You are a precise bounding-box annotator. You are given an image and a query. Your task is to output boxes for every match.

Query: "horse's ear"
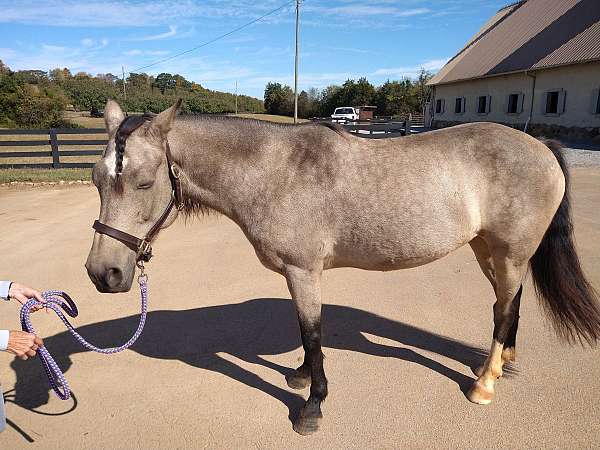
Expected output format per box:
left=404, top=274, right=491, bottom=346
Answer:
left=149, top=98, right=182, bottom=139
left=104, top=99, right=125, bottom=135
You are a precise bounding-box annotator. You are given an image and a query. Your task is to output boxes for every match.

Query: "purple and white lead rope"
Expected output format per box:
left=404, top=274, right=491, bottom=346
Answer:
left=19, top=280, right=148, bottom=400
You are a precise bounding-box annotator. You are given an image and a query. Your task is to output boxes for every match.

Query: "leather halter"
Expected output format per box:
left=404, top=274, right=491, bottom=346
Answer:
left=92, top=121, right=184, bottom=263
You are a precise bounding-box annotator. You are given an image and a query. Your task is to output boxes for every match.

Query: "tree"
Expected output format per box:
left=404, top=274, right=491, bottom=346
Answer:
left=49, top=67, right=72, bottom=82
left=97, top=73, right=118, bottom=84
left=374, top=79, right=417, bottom=116
left=0, top=60, right=9, bottom=75
left=17, top=70, right=47, bottom=84
left=264, top=82, right=293, bottom=116
left=127, top=72, right=152, bottom=89
left=153, top=73, right=175, bottom=94
left=173, top=74, right=192, bottom=90
left=413, top=68, right=433, bottom=112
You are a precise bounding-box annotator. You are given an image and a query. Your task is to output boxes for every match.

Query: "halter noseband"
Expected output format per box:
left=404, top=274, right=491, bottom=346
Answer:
left=92, top=115, right=184, bottom=263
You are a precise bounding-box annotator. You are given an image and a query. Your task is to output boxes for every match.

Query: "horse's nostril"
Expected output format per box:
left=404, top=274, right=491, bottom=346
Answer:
left=105, top=267, right=123, bottom=288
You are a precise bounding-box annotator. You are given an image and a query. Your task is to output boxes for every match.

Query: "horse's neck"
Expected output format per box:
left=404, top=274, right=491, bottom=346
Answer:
left=169, top=118, right=275, bottom=219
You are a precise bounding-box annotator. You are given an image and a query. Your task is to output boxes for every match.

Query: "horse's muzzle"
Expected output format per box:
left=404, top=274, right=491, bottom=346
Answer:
left=85, top=261, right=133, bottom=293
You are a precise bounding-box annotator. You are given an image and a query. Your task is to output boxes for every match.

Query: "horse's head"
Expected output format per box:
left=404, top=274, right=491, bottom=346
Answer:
left=85, top=99, right=181, bottom=293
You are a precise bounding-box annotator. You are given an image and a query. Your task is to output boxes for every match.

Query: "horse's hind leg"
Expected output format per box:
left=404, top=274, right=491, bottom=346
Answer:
left=284, top=265, right=327, bottom=435
left=469, top=237, right=522, bottom=377
left=467, top=251, right=527, bottom=405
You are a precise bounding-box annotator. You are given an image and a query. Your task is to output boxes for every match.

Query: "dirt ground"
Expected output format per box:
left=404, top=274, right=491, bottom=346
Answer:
left=0, top=168, right=598, bottom=449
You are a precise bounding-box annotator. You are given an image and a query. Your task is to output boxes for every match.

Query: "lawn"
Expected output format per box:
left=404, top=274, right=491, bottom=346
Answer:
left=0, top=112, right=305, bottom=183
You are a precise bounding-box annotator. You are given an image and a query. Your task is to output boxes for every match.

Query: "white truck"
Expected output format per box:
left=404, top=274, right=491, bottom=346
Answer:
left=331, top=107, right=359, bottom=122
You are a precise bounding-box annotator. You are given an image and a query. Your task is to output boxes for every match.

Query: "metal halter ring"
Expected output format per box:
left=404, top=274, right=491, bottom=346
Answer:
left=136, top=260, right=148, bottom=283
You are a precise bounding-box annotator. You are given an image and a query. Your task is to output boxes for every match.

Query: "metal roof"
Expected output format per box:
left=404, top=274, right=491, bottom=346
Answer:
left=428, top=0, right=600, bottom=85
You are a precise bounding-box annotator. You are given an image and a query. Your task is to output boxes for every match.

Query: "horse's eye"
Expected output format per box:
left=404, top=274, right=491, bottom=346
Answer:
left=137, top=182, right=154, bottom=190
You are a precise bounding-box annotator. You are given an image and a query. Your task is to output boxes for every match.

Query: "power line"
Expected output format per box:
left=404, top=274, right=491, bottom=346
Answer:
left=126, top=0, right=296, bottom=75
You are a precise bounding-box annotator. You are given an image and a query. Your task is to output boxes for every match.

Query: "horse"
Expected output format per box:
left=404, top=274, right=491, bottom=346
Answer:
left=85, top=99, right=600, bottom=435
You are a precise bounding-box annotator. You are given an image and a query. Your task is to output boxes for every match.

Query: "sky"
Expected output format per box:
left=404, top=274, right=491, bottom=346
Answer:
left=0, top=0, right=508, bottom=98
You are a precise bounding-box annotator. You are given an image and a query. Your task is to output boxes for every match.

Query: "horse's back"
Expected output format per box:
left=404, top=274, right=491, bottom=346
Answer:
left=326, top=122, right=565, bottom=270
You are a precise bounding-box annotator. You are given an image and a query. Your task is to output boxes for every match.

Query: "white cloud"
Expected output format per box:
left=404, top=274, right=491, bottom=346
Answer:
left=322, top=6, right=430, bottom=17
left=134, top=25, right=177, bottom=41
left=124, top=49, right=170, bottom=56
left=0, top=0, right=292, bottom=27
left=373, top=58, right=450, bottom=77
left=80, top=37, right=109, bottom=49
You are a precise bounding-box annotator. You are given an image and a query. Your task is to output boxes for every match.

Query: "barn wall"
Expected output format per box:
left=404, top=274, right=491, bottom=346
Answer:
left=431, top=61, right=600, bottom=138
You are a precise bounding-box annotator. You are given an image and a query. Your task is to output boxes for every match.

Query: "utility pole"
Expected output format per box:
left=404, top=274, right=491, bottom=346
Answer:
left=235, top=80, right=238, bottom=115
left=294, top=0, right=301, bottom=124
left=122, top=66, right=127, bottom=101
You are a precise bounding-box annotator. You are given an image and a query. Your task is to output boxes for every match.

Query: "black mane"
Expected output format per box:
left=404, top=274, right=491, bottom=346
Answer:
left=114, top=114, right=153, bottom=176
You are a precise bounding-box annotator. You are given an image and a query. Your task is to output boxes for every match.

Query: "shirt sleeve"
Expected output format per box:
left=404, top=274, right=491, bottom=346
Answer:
left=0, top=281, right=11, bottom=301
left=0, top=330, right=9, bottom=351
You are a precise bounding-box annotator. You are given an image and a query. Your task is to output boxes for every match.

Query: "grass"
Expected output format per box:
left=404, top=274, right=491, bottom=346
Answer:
left=0, top=112, right=306, bottom=183
left=0, top=168, right=91, bottom=184
left=63, top=111, right=105, bottom=128
left=232, top=113, right=309, bottom=123
left=65, top=110, right=306, bottom=126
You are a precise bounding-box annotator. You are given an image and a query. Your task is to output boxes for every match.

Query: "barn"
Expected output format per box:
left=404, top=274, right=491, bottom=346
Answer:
left=427, top=0, right=600, bottom=141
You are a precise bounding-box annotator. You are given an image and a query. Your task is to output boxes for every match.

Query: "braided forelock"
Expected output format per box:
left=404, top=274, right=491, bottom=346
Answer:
left=113, top=114, right=154, bottom=177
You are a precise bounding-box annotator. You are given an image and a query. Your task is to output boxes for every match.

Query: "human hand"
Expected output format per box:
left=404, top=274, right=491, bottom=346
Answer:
left=6, top=331, right=44, bottom=360
left=8, top=282, right=46, bottom=312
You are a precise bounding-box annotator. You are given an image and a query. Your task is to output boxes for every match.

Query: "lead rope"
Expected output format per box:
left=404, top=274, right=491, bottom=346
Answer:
left=19, top=265, right=149, bottom=401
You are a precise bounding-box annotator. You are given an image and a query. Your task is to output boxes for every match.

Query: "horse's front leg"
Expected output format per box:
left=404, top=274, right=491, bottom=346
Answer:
left=284, top=265, right=327, bottom=435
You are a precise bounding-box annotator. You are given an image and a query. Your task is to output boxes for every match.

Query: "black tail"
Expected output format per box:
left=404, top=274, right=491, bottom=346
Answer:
left=530, top=140, right=600, bottom=345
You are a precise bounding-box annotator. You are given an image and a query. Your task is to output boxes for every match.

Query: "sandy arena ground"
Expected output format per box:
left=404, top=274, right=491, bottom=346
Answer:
left=0, top=168, right=598, bottom=449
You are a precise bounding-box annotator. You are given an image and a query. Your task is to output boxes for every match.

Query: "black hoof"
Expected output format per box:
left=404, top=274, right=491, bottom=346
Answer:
left=293, top=412, right=322, bottom=435
left=286, top=371, right=311, bottom=390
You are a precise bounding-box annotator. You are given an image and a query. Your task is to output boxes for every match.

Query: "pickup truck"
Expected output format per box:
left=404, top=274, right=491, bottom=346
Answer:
left=331, top=107, right=359, bottom=121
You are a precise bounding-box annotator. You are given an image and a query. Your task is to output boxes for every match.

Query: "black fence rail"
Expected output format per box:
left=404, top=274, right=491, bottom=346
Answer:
left=0, top=128, right=107, bottom=169
left=312, top=118, right=411, bottom=138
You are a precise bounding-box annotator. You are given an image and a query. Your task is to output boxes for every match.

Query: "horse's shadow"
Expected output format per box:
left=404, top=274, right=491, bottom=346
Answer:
left=9, top=298, right=490, bottom=420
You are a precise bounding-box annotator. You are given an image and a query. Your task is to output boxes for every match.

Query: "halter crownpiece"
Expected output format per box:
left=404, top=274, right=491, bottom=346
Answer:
left=92, top=115, right=184, bottom=263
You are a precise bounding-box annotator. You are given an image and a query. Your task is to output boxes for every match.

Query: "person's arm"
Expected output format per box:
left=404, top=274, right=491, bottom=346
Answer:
left=0, top=280, right=12, bottom=301
left=0, top=329, right=8, bottom=351
left=1, top=281, right=14, bottom=350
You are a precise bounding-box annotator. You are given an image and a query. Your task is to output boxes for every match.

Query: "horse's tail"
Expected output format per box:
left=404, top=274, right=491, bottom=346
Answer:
left=529, top=139, right=600, bottom=345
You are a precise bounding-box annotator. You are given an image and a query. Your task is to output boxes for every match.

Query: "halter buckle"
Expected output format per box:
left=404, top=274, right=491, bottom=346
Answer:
left=137, top=240, right=153, bottom=262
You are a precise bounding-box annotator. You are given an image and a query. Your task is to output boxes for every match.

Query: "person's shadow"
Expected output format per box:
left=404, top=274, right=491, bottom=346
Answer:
left=8, top=298, right=503, bottom=430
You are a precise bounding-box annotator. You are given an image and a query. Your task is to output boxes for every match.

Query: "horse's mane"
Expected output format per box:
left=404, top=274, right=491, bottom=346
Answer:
left=114, top=114, right=153, bottom=176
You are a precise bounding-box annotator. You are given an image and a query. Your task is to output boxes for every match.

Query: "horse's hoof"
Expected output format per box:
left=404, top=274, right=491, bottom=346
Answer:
left=286, top=371, right=311, bottom=390
left=293, top=412, right=322, bottom=435
left=467, top=380, right=495, bottom=405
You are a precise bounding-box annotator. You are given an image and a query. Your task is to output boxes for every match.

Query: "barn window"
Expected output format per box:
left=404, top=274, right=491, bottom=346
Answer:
left=435, top=98, right=445, bottom=114
left=544, top=89, right=565, bottom=115
left=454, top=97, right=465, bottom=114
left=477, top=95, right=491, bottom=114
left=595, top=89, right=600, bottom=114
left=507, top=93, right=524, bottom=114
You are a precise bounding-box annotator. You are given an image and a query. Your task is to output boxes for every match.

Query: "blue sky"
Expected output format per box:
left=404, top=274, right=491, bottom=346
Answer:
left=0, top=0, right=507, bottom=98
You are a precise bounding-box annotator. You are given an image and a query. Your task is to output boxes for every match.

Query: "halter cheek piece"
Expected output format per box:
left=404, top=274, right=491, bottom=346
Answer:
left=92, top=115, right=184, bottom=263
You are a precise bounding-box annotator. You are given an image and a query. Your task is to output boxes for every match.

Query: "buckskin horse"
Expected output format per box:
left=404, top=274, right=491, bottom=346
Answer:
left=85, top=99, right=600, bottom=435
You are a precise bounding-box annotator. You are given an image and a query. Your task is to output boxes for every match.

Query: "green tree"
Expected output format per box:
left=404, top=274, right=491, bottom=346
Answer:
left=0, top=60, right=9, bottom=75
left=264, top=82, right=293, bottom=116
left=413, top=68, right=433, bottom=113
left=374, top=79, right=416, bottom=116
left=154, top=73, right=175, bottom=94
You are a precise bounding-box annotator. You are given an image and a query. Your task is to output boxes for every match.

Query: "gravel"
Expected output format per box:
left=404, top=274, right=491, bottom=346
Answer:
left=562, top=147, right=600, bottom=168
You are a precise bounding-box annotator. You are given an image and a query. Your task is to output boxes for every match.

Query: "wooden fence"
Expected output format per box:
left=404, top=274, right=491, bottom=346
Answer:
left=0, top=128, right=107, bottom=169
